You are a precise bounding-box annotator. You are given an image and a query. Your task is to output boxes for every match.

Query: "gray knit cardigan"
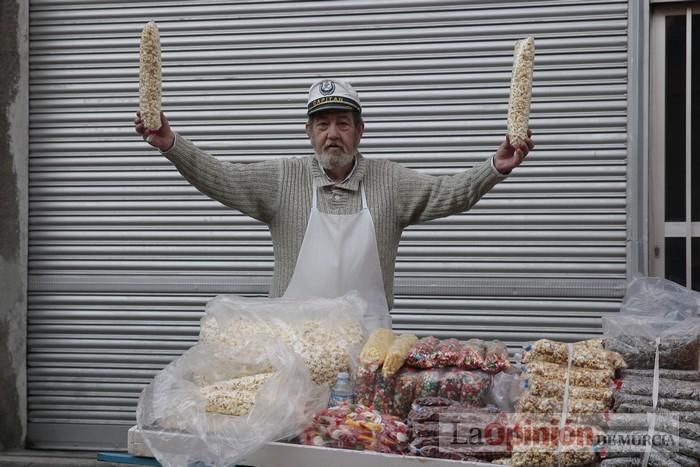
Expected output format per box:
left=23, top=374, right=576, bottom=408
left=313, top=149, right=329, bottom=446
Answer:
left=162, top=133, right=507, bottom=308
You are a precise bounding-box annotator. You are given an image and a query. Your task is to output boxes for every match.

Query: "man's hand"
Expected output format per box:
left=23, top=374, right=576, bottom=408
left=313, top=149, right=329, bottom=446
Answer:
left=493, top=129, right=534, bottom=175
left=134, top=111, right=175, bottom=152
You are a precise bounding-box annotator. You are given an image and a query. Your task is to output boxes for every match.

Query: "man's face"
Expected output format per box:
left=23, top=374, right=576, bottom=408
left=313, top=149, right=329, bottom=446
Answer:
left=306, top=110, right=364, bottom=170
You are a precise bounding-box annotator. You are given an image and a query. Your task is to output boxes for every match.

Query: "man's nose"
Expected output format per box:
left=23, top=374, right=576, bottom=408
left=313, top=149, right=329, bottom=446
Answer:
left=326, top=122, right=340, bottom=138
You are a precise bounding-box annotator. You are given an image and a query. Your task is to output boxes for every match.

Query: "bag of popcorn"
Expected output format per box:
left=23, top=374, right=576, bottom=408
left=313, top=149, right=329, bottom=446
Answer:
left=137, top=339, right=326, bottom=467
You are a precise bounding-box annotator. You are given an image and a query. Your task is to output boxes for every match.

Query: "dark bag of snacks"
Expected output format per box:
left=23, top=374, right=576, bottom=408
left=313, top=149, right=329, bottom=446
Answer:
left=603, top=316, right=700, bottom=370
left=603, top=275, right=700, bottom=370
left=617, top=375, right=700, bottom=401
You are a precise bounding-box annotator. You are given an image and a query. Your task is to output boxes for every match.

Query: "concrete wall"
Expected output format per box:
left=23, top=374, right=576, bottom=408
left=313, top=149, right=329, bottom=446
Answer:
left=0, top=0, right=28, bottom=451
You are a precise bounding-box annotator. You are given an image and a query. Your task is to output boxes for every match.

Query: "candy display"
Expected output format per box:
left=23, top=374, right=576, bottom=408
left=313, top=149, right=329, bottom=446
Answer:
left=355, top=364, right=492, bottom=418
left=300, top=402, right=409, bottom=454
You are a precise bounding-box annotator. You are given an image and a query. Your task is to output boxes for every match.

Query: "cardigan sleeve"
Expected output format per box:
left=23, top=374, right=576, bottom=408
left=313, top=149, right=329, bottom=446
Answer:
left=161, top=133, right=282, bottom=223
left=394, top=157, right=507, bottom=227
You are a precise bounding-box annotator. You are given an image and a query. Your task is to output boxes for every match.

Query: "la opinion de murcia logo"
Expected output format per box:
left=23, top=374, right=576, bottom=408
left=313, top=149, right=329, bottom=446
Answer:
left=319, top=80, right=335, bottom=95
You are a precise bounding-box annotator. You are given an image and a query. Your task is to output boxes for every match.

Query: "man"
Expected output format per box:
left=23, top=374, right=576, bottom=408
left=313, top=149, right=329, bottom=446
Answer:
left=134, top=78, right=533, bottom=329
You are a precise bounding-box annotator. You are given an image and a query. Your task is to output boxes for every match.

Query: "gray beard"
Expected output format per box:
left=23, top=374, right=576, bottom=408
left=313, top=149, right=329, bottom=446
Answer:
left=316, top=149, right=355, bottom=171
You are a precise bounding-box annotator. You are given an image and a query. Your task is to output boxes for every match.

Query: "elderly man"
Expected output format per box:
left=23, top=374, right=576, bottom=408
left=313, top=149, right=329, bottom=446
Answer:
left=134, top=78, right=533, bottom=329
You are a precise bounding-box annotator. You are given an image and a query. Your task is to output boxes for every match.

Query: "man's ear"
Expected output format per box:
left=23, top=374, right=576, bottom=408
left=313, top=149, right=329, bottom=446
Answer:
left=356, top=119, right=365, bottom=143
left=305, top=121, right=312, bottom=138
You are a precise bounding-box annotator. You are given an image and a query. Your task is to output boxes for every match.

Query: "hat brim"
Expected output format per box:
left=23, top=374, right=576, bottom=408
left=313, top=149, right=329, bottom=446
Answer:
left=307, top=103, right=360, bottom=115
left=307, top=95, right=361, bottom=115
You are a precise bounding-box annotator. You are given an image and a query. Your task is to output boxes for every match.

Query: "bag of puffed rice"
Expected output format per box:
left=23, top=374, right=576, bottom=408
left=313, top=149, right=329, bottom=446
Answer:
left=199, top=292, right=368, bottom=386
left=137, top=340, right=326, bottom=467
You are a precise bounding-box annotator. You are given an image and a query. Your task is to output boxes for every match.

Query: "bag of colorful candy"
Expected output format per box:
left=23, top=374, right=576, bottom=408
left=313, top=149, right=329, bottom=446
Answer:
left=300, top=402, right=409, bottom=454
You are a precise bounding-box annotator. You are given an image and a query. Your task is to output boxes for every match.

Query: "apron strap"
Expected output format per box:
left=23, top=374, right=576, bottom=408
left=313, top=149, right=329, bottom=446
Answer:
left=360, top=181, right=368, bottom=209
left=312, top=181, right=318, bottom=209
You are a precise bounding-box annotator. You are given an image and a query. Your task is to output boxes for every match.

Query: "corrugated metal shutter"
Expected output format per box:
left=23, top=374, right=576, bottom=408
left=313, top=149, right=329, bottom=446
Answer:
left=27, top=0, right=629, bottom=449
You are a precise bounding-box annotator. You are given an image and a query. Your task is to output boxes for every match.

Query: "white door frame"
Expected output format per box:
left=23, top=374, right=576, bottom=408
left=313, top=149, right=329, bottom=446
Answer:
left=649, top=3, right=699, bottom=288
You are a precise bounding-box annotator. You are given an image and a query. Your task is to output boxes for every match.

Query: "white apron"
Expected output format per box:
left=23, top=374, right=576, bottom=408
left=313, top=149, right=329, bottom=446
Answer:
left=283, top=181, right=392, bottom=331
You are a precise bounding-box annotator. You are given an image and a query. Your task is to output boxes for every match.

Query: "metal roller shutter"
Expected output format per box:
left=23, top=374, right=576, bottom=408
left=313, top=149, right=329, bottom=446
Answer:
left=27, top=0, right=629, bottom=449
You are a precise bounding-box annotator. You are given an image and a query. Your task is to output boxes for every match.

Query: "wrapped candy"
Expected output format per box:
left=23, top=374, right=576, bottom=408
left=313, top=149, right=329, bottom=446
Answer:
left=406, top=336, right=441, bottom=369
left=460, top=338, right=486, bottom=370
left=354, top=363, right=378, bottom=407
left=372, top=371, right=397, bottom=413
left=301, top=402, right=409, bottom=454
left=435, top=338, right=465, bottom=367
left=482, top=340, right=511, bottom=374
left=414, top=369, right=442, bottom=399
left=392, top=366, right=421, bottom=419
left=458, top=370, right=492, bottom=406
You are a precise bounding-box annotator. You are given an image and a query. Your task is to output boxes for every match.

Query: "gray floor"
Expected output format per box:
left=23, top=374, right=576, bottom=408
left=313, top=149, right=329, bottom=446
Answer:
left=0, top=450, right=140, bottom=467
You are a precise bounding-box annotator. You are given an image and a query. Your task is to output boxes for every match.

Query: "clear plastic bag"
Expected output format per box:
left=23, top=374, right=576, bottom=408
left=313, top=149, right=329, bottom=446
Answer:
left=603, top=315, right=700, bottom=370
left=486, top=367, right=526, bottom=411
left=136, top=341, right=327, bottom=467
left=603, top=275, right=700, bottom=370
left=199, top=293, right=367, bottom=386
left=620, top=274, right=700, bottom=320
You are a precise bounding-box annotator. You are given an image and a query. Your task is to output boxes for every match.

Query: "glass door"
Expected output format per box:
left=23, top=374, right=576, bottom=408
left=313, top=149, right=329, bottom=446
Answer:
left=650, top=4, right=700, bottom=291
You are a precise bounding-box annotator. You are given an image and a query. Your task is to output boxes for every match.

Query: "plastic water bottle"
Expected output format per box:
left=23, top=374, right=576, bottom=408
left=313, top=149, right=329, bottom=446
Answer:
left=329, top=371, right=354, bottom=407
